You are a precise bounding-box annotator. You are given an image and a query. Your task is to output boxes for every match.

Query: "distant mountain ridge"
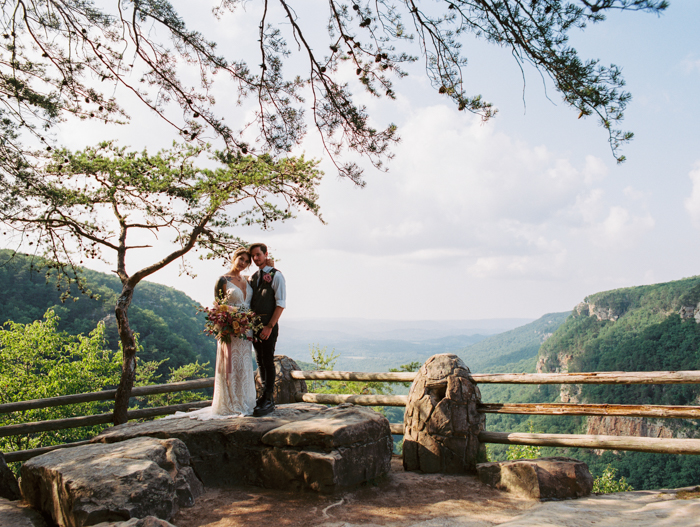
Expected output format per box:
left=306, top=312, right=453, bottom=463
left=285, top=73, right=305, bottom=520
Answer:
left=276, top=317, right=533, bottom=372
left=455, top=312, right=570, bottom=372
left=281, top=317, right=532, bottom=341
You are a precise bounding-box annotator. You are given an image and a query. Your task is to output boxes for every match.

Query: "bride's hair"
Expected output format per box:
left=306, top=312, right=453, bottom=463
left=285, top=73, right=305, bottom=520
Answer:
left=230, top=247, right=251, bottom=269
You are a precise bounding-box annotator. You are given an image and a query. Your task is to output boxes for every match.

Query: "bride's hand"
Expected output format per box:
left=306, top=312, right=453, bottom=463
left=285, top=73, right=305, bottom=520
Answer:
left=265, top=256, right=275, bottom=267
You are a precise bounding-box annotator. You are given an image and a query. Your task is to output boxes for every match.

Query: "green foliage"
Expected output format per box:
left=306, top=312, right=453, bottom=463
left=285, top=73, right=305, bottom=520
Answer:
left=0, top=310, right=122, bottom=455
left=459, top=312, right=570, bottom=372
left=562, top=448, right=700, bottom=491
left=137, top=360, right=212, bottom=407
left=309, top=344, right=392, bottom=397
left=521, top=275, right=700, bottom=490
left=0, top=250, right=216, bottom=378
left=7, top=143, right=322, bottom=276
left=538, top=276, right=700, bottom=430
left=390, top=361, right=422, bottom=388
left=0, top=308, right=211, bottom=471
left=592, top=464, right=634, bottom=494
left=505, top=423, right=542, bottom=460
left=506, top=444, right=542, bottom=461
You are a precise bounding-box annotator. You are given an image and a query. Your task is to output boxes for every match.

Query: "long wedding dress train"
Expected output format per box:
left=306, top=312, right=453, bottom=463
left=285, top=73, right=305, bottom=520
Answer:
left=166, top=277, right=256, bottom=420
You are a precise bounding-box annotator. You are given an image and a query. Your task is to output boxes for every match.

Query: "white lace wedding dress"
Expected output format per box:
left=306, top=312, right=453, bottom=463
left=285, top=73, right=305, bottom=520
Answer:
left=167, top=277, right=256, bottom=420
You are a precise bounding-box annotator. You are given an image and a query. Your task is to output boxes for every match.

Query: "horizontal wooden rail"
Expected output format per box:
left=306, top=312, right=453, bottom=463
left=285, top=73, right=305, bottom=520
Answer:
left=0, top=378, right=214, bottom=415
left=291, top=371, right=415, bottom=382
left=6, top=370, right=700, bottom=416
left=389, top=423, right=404, bottom=435
left=0, top=401, right=211, bottom=438
left=470, top=371, right=700, bottom=384
left=478, top=403, right=700, bottom=419
left=478, top=431, right=700, bottom=455
left=295, top=393, right=409, bottom=406
left=291, top=370, right=700, bottom=385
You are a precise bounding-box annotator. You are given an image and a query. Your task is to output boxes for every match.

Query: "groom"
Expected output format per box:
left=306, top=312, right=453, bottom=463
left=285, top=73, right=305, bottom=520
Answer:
left=249, top=243, right=286, bottom=417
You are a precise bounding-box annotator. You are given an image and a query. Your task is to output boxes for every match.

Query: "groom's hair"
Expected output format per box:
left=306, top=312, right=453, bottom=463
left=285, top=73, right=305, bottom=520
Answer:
left=248, top=242, right=268, bottom=255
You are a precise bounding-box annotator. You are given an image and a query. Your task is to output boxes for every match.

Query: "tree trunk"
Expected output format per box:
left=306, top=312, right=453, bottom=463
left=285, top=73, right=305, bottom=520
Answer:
left=113, top=284, right=136, bottom=425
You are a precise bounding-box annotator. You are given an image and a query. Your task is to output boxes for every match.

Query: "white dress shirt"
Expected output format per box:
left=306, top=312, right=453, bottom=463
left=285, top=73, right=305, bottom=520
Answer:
left=259, top=265, right=286, bottom=309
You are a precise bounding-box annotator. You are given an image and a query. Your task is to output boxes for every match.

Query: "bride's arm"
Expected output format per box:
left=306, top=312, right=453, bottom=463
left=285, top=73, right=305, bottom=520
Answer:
left=214, top=276, right=227, bottom=304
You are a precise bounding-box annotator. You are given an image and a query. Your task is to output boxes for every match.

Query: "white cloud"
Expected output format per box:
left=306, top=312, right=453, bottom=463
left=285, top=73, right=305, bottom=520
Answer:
left=254, top=102, right=664, bottom=288
left=593, top=206, right=655, bottom=249
left=684, top=162, right=700, bottom=228
left=681, top=55, right=700, bottom=74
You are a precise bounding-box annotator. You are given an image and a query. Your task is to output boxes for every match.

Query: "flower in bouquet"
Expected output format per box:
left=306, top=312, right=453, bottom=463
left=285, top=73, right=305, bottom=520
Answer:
left=200, top=303, right=263, bottom=343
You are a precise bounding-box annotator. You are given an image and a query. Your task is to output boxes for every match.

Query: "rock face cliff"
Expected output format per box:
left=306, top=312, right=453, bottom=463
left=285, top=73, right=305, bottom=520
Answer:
left=535, top=276, right=700, bottom=442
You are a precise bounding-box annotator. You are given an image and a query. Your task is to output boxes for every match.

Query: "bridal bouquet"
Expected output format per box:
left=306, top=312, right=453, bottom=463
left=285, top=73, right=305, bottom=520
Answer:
left=201, top=304, right=262, bottom=343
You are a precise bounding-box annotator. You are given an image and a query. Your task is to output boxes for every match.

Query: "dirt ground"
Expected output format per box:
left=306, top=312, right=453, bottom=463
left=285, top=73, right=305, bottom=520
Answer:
left=172, top=457, right=537, bottom=527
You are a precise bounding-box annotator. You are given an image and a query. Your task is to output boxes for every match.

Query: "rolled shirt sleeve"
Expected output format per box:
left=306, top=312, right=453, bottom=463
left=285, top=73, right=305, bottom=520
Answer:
left=271, top=269, right=286, bottom=308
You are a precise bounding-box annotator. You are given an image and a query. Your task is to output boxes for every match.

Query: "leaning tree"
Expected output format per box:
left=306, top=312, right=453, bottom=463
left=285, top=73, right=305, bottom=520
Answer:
left=3, top=141, right=323, bottom=423
left=1, top=0, right=668, bottom=192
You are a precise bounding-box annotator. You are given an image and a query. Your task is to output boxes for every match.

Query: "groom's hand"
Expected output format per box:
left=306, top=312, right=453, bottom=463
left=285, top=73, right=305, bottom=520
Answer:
left=260, top=325, right=273, bottom=340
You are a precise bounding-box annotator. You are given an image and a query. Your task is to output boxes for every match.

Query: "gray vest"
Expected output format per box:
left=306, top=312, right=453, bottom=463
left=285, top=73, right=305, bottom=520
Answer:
left=250, top=268, right=278, bottom=325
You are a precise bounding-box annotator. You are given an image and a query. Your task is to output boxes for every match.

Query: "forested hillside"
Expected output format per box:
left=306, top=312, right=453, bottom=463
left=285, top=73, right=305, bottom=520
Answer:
left=489, top=276, right=700, bottom=490
left=457, top=312, right=569, bottom=372
left=0, top=251, right=215, bottom=376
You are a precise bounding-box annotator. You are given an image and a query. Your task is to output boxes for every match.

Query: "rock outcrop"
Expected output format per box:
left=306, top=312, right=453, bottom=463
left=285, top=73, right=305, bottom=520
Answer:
left=20, top=437, right=203, bottom=527
left=538, top=343, right=680, bottom=442
left=679, top=303, right=700, bottom=323
left=586, top=415, right=674, bottom=451
left=477, top=457, right=593, bottom=500
left=575, top=301, right=625, bottom=321
left=0, top=452, right=21, bottom=501
left=255, top=355, right=308, bottom=404
left=0, top=498, right=48, bottom=527
left=403, top=354, right=485, bottom=474
left=94, top=403, right=392, bottom=493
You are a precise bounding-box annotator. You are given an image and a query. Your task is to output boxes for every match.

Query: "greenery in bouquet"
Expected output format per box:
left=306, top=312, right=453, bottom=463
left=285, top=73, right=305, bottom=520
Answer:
left=202, top=303, right=262, bottom=344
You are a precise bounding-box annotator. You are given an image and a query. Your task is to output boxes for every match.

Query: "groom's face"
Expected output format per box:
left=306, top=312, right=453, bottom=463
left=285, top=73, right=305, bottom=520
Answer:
left=251, top=247, right=267, bottom=268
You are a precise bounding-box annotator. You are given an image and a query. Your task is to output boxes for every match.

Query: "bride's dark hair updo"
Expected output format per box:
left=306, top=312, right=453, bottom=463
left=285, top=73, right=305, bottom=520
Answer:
left=230, top=247, right=251, bottom=269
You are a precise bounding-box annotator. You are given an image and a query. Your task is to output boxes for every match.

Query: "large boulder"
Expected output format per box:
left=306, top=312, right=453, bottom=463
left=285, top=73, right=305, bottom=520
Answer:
left=94, top=403, right=392, bottom=493
left=254, top=355, right=308, bottom=404
left=476, top=457, right=594, bottom=500
left=20, top=437, right=203, bottom=527
left=0, top=451, right=21, bottom=501
left=0, top=498, right=48, bottom=527
left=403, top=354, right=485, bottom=473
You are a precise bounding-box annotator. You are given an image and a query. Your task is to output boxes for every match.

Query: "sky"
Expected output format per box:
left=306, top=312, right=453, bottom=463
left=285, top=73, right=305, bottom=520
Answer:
left=13, top=1, right=700, bottom=322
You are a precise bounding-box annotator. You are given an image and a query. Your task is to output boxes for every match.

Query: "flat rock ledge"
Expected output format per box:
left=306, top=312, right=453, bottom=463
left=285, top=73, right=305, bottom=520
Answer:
left=94, top=403, right=392, bottom=493
left=476, top=457, right=593, bottom=501
left=20, top=437, right=203, bottom=527
left=0, top=497, right=48, bottom=527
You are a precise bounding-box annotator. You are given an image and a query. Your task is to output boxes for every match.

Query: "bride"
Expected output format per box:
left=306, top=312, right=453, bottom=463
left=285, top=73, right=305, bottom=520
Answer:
left=168, top=247, right=256, bottom=420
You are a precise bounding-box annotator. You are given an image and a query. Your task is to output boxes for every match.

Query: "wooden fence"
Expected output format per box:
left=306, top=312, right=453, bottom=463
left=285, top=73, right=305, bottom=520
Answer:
left=4, top=369, right=700, bottom=463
